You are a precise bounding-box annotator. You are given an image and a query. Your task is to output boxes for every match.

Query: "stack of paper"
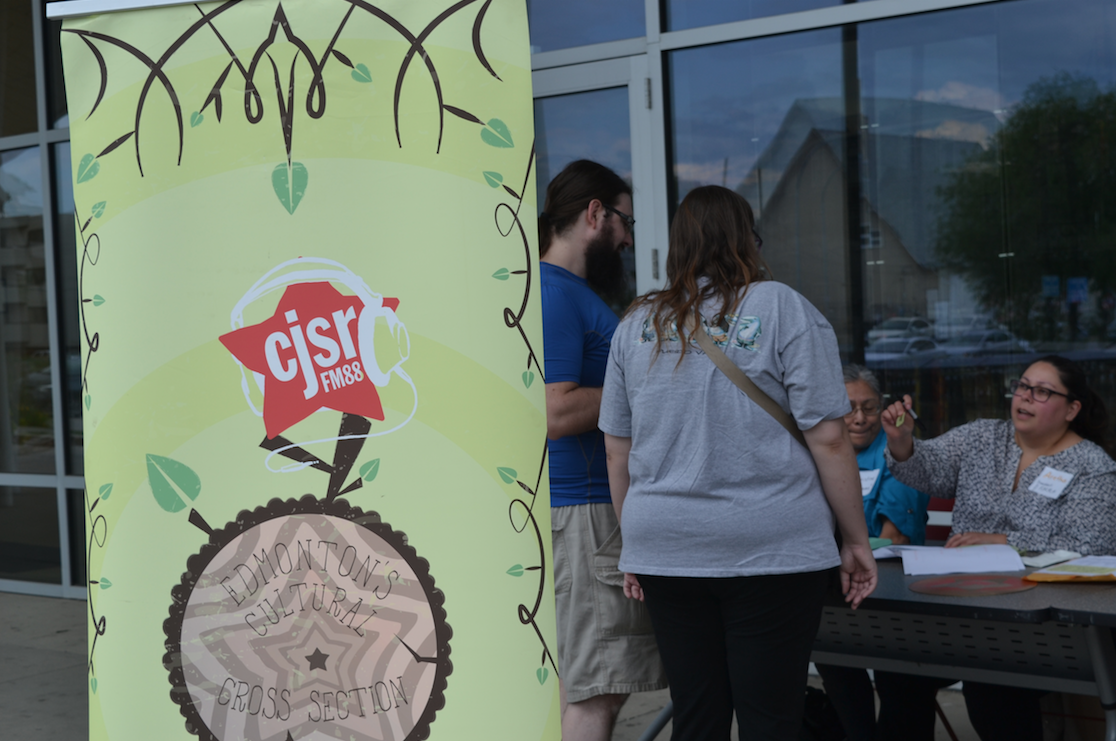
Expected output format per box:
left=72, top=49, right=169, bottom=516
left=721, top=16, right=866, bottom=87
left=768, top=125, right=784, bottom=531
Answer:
left=898, top=545, right=1026, bottom=576
left=1028, top=555, right=1116, bottom=579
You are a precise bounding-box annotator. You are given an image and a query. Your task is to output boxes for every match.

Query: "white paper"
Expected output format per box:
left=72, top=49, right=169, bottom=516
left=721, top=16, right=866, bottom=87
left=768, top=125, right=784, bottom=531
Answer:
left=860, top=469, right=881, bottom=498
left=1033, top=555, right=1116, bottom=577
left=1021, top=550, right=1081, bottom=568
left=900, top=545, right=1025, bottom=575
left=873, top=544, right=936, bottom=560
left=1028, top=466, right=1075, bottom=499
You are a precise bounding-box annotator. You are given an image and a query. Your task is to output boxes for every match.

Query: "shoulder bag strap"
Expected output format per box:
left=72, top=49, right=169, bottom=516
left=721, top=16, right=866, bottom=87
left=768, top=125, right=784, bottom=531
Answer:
left=689, top=315, right=808, bottom=448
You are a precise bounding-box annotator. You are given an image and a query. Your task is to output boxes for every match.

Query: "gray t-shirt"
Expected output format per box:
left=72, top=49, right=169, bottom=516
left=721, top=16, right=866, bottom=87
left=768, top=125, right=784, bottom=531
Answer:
left=599, top=281, right=850, bottom=577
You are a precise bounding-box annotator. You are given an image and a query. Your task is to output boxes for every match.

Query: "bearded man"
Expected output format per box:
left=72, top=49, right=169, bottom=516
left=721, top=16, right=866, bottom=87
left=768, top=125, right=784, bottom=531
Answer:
left=538, top=160, right=665, bottom=741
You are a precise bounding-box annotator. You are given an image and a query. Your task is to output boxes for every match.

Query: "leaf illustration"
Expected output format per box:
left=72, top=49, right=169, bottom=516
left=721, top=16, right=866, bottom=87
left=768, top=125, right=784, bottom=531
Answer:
left=190, top=111, right=204, bottom=128
left=503, top=184, right=521, bottom=201
left=444, top=105, right=483, bottom=124
left=497, top=466, right=517, bottom=484
left=84, top=394, right=91, bottom=410
left=522, top=371, right=534, bottom=388
left=537, top=667, right=549, bottom=685
left=483, top=171, right=503, bottom=188
left=99, top=577, right=112, bottom=590
left=96, top=132, right=134, bottom=159
left=98, top=483, right=113, bottom=501
left=492, top=268, right=510, bottom=280
left=76, top=154, right=100, bottom=184
left=507, top=564, right=524, bottom=577
left=146, top=454, right=202, bottom=514
left=351, top=63, right=372, bottom=83
left=332, top=48, right=354, bottom=68
left=272, top=162, right=308, bottom=215
left=92, top=295, right=105, bottom=307
left=480, top=119, right=513, bottom=148
left=92, top=201, right=106, bottom=218
left=90, top=677, right=98, bottom=694
left=359, top=459, right=381, bottom=482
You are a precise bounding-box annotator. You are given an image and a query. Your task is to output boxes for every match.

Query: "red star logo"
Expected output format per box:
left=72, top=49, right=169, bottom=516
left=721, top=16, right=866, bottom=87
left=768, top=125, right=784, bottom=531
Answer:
left=219, top=282, right=399, bottom=439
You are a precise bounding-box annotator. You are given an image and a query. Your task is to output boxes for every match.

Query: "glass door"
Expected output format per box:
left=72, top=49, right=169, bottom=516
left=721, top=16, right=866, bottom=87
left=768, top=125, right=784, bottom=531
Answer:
left=532, top=56, right=665, bottom=301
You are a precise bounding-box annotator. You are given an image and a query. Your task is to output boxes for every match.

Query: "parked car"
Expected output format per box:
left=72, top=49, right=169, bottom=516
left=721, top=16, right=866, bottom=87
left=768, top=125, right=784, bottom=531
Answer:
left=865, top=337, right=941, bottom=363
left=933, top=314, right=997, bottom=340
left=940, top=330, right=1033, bottom=356
left=865, top=317, right=934, bottom=343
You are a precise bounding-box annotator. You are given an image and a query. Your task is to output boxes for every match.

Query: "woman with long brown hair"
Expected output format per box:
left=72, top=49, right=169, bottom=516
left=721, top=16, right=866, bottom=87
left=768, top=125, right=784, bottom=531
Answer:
left=598, top=185, right=876, bottom=740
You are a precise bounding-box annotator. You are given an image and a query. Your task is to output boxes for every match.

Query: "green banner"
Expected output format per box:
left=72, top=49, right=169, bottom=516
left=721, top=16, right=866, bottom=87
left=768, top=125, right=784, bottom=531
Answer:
left=60, top=2, right=555, bottom=740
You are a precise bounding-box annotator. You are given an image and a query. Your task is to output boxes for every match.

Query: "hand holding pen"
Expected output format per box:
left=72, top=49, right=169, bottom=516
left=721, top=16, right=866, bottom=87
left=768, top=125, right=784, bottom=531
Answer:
left=881, top=393, right=919, bottom=462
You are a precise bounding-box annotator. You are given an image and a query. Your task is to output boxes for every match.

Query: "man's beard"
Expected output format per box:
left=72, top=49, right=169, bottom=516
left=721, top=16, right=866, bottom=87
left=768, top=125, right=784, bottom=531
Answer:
left=584, top=232, right=628, bottom=301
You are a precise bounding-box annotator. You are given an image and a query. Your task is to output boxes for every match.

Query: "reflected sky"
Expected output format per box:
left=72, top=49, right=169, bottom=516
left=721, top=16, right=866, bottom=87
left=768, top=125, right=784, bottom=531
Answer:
left=526, top=0, right=644, bottom=53
left=669, top=0, right=1116, bottom=205
left=669, top=28, right=843, bottom=200
left=665, top=0, right=836, bottom=32
left=534, top=88, right=632, bottom=209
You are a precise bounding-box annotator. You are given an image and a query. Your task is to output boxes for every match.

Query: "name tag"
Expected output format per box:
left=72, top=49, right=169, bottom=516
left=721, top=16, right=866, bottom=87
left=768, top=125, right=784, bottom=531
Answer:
left=1029, top=466, right=1075, bottom=499
left=860, top=469, right=881, bottom=498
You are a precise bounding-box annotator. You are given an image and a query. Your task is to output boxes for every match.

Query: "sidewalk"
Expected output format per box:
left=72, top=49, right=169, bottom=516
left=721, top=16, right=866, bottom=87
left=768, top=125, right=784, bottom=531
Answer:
left=0, top=591, right=984, bottom=741
left=0, top=592, right=88, bottom=741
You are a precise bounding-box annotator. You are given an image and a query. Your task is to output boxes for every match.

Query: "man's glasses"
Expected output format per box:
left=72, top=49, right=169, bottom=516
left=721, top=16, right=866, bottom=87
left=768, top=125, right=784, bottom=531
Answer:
left=1010, top=380, right=1073, bottom=403
left=844, top=401, right=882, bottom=418
left=603, top=204, right=635, bottom=235
left=753, top=229, right=764, bottom=250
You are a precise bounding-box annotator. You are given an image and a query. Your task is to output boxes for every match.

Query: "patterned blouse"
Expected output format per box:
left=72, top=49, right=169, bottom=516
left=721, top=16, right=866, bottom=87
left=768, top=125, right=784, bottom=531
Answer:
left=885, top=419, right=1116, bottom=555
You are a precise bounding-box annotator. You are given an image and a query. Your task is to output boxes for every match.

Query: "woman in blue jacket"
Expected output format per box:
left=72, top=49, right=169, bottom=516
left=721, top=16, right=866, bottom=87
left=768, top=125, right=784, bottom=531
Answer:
left=815, top=365, right=941, bottom=741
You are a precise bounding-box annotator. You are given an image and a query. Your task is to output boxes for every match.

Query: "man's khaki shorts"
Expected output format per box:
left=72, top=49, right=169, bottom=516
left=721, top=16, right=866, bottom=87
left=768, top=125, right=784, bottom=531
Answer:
left=552, top=503, right=667, bottom=703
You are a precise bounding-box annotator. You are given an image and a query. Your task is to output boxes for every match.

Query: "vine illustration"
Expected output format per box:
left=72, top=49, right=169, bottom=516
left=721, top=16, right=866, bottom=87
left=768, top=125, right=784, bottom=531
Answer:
left=66, top=0, right=511, bottom=212
left=84, top=483, right=111, bottom=695
left=491, top=141, right=558, bottom=683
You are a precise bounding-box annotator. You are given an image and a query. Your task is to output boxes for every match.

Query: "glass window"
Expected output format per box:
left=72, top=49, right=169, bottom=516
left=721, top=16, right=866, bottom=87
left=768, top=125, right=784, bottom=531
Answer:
left=67, top=488, right=85, bottom=587
left=666, top=0, right=1116, bottom=437
left=0, top=486, right=61, bottom=584
left=526, top=0, right=644, bottom=53
left=53, top=142, right=81, bottom=473
left=0, top=146, right=55, bottom=473
left=859, top=0, right=1116, bottom=433
left=45, top=19, right=68, bottom=129
left=665, top=0, right=836, bottom=33
left=0, top=0, right=38, bottom=136
left=668, top=29, right=850, bottom=344
left=534, top=87, right=636, bottom=312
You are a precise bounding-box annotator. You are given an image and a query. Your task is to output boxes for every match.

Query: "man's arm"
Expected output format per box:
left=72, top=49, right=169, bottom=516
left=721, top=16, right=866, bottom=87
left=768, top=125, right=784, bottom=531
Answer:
left=545, top=381, right=603, bottom=440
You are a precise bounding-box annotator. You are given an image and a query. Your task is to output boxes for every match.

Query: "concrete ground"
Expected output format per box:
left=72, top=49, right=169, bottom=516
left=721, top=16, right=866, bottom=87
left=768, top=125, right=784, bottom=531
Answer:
left=0, top=592, right=88, bottom=741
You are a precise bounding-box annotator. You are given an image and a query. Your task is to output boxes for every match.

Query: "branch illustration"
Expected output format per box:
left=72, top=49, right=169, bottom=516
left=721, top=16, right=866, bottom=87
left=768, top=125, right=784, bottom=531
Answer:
left=63, top=0, right=507, bottom=177
left=85, top=486, right=109, bottom=693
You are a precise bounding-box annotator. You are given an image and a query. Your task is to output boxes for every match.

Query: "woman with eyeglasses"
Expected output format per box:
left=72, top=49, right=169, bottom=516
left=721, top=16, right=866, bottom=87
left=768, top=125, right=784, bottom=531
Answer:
left=815, top=365, right=940, bottom=741
left=881, top=354, right=1116, bottom=741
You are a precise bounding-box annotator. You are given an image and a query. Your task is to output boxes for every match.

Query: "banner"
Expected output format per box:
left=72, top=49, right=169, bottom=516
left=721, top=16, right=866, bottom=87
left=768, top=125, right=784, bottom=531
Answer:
left=59, top=2, right=555, bottom=740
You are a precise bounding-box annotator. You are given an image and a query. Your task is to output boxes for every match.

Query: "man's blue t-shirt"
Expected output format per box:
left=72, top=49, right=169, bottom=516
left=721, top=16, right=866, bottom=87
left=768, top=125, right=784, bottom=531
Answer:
left=541, top=263, right=618, bottom=506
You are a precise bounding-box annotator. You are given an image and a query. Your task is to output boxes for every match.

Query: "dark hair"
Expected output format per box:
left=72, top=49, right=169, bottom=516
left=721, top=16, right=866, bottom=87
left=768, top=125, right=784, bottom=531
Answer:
left=1032, top=355, right=1111, bottom=452
left=629, top=185, right=768, bottom=357
left=538, top=160, right=632, bottom=257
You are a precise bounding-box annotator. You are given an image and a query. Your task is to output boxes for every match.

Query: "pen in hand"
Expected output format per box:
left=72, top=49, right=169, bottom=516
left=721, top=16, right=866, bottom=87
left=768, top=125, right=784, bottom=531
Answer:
left=895, top=404, right=927, bottom=433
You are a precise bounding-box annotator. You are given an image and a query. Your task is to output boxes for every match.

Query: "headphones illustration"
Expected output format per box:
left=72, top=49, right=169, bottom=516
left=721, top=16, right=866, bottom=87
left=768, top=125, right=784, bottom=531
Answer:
left=226, top=256, right=417, bottom=472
